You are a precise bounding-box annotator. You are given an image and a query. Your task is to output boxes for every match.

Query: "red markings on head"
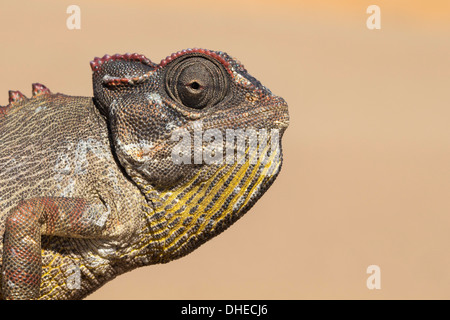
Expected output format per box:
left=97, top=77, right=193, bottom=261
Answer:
left=104, top=77, right=137, bottom=86
left=159, top=48, right=232, bottom=75
left=8, top=90, right=26, bottom=104
left=32, top=83, right=51, bottom=96
left=90, top=53, right=156, bottom=72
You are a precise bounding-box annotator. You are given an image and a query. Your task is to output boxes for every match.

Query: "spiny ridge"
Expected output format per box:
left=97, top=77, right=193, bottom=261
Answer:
left=159, top=48, right=232, bottom=75
left=8, top=90, right=27, bottom=106
left=32, top=83, right=51, bottom=97
left=1, top=84, right=51, bottom=111
left=90, top=53, right=157, bottom=72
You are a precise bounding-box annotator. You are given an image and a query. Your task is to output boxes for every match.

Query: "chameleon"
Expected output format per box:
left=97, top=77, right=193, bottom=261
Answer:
left=0, top=48, right=289, bottom=300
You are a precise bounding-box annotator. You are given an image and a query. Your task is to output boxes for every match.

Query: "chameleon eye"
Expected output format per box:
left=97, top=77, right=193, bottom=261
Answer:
left=165, top=56, right=229, bottom=109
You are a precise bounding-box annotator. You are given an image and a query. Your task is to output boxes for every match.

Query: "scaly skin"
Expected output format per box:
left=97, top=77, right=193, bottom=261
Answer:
left=0, top=49, right=289, bottom=299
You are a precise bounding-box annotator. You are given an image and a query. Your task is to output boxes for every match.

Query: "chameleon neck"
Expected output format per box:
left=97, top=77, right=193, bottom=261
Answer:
left=132, top=142, right=282, bottom=263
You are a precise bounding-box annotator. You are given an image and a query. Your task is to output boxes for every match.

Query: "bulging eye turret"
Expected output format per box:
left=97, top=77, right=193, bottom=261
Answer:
left=164, top=56, right=229, bottom=109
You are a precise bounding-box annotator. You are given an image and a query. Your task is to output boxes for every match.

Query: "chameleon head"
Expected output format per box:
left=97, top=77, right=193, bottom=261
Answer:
left=92, top=49, right=289, bottom=258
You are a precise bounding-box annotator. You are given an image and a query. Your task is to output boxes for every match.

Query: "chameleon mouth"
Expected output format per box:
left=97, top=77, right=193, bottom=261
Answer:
left=269, top=96, right=289, bottom=129
left=271, top=102, right=290, bottom=130
left=203, top=102, right=290, bottom=132
left=274, top=119, right=289, bottom=129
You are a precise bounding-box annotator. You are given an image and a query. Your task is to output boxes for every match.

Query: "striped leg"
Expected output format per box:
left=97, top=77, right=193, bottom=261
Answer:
left=1, top=197, right=107, bottom=300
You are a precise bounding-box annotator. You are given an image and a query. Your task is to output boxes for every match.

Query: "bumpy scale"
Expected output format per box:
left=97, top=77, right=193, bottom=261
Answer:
left=0, top=49, right=289, bottom=299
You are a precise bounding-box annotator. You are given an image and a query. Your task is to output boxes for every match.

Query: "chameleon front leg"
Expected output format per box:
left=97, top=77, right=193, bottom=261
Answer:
left=1, top=197, right=109, bottom=300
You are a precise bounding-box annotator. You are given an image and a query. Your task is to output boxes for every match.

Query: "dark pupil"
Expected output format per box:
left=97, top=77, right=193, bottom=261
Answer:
left=189, top=81, right=200, bottom=90
left=165, top=56, right=228, bottom=109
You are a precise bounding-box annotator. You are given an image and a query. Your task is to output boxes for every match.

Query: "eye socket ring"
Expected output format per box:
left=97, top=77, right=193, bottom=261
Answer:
left=164, top=55, right=229, bottom=109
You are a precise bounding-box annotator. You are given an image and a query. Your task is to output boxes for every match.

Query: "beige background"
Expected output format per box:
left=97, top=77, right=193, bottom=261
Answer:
left=0, top=0, right=449, bottom=299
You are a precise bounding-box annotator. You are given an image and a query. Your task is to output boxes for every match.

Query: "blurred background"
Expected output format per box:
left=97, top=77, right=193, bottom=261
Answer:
left=0, top=0, right=449, bottom=299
